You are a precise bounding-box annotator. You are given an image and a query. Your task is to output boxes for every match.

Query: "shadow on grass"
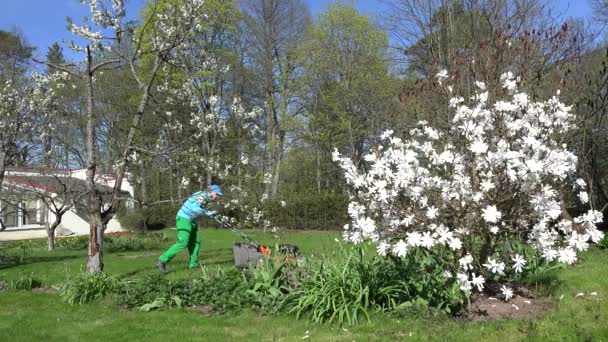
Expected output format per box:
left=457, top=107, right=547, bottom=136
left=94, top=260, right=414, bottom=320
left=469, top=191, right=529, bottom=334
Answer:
left=0, top=254, right=81, bottom=270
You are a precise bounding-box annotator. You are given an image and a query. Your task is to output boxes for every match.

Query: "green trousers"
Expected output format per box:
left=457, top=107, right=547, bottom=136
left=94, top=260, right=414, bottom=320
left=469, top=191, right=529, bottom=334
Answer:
left=159, top=216, right=200, bottom=269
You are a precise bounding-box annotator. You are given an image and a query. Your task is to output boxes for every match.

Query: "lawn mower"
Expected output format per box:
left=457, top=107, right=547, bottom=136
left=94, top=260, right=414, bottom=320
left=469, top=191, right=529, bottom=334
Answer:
left=213, top=217, right=299, bottom=268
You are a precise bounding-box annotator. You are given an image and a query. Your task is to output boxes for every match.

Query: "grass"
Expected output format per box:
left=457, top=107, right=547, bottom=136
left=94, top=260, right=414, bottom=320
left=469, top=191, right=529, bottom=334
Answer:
left=1, top=228, right=607, bottom=341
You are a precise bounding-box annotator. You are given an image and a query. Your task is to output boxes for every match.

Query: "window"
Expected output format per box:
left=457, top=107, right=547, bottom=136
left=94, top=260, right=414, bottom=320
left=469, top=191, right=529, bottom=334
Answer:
left=2, top=201, right=18, bottom=227
left=0, top=198, right=46, bottom=229
left=23, top=199, right=46, bottom=225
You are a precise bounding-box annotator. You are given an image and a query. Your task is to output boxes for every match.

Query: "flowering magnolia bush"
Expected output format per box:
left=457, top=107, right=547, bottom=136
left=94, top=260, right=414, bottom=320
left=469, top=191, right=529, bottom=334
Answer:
left=333, top=71, right=604, bottom=296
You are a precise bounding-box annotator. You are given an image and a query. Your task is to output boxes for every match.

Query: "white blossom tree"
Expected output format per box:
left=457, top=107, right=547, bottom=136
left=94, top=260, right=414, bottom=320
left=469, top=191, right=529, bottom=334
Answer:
left=0, top=72, right=65, bottom=230
left=38, top=0, right=209, bottom=272
left=333, top=71, right=604, bottom=296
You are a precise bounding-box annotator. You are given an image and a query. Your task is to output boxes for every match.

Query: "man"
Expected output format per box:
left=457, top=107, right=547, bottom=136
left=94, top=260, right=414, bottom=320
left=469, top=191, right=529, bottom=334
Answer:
left=155, top=184, right=223, bottom=274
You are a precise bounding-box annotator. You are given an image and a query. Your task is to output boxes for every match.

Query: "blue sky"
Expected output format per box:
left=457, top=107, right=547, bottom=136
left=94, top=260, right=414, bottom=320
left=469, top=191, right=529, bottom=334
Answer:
left=0, top=0, right=595, bottom=62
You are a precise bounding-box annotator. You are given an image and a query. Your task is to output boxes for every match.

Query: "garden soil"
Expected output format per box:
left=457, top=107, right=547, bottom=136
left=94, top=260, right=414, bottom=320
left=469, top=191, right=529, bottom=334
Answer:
left=466, top=286, right=553, bottom=320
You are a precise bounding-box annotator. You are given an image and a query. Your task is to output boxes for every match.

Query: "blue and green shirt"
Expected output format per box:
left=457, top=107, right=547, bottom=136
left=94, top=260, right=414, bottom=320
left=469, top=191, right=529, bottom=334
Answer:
left=177, top=192, right=216, bottom=221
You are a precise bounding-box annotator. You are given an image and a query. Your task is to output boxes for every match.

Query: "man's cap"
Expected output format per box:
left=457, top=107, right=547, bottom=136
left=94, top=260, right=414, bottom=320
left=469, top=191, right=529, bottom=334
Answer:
left=209, top=184, right=223, bottom=196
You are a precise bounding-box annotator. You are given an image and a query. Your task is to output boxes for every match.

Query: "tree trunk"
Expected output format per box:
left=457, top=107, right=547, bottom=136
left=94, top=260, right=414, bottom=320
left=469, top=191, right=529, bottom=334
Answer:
left=84, top=45, right=104, bottom=273
left=271, top=132, right=284, bottom=198
left=177, top=168, right=183, bottom=200
left=46, top=217, right=62, bottom=251
left=86, top=216, right=105, bottom=273
left=46, top=223, right=54, bottom=251
left=137, top=161, right=149, bottom=234
left=316, top=149, right=321, bottom=194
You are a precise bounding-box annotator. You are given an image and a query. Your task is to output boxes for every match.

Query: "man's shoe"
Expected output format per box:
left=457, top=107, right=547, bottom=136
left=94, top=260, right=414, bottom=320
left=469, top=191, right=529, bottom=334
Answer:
left=155, top=259, right=168, bottom=275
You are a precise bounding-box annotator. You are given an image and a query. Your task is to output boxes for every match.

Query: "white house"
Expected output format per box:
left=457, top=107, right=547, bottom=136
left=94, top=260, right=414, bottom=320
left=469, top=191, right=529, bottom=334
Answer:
left=0, top=166, right=135, bottom=241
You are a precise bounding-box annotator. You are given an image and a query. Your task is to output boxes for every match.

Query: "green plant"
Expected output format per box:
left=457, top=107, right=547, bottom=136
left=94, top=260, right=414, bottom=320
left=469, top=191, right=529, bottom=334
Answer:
left=280, top=246, right=468, bottom=324
left=377, top=248, right=468, bottom=314
left=504, top=239, right=565, bottom=293
left=120, top=269, right=254, bottom=314
left=597, top=234, right=608, bottom=250
left=60, top=272, right=124, bottom=305
left=188, top=268, right=253, bottom=313
left=121, top=274, right=190, bottom=309
left=10, top=273, right=42, bottom=291
left=244, top=250, right=303, bottom=310
left=281, top=247, right=373, bottom=324
left=139, top=296, right=183, bottom=312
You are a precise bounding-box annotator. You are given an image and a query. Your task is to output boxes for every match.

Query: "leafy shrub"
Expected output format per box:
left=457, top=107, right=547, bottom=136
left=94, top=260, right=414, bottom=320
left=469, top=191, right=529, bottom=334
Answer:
left=281, top=247, right=374, bottom=324
left=120, top=269, right=253, bottom=314
left=52, top=232, right=166, bottom=252
left=264, top=193, right=349, bottom=230
left=0, top=244, right=32, bottom=266
left=505, top=240, right=565, bottom=283
left=60, top=272, right=124, bottom=304
left=10, top=274, right=43, bottom=291
left=120, top=274, right=191, bottom=309
left=333, top=73, right=605, bottom=298
left=281, top=246, right=468, bottom=324
left=189, top=268, right=253, bottom=313
left=55, top=235, right=89, bottom=249
left=598, top=234, right=608, bottom=250
left=139, top=296, right=183, bottom=312
left=244, top=250, right=305, bottom=310
left=118, top=204, right=181, bottom=232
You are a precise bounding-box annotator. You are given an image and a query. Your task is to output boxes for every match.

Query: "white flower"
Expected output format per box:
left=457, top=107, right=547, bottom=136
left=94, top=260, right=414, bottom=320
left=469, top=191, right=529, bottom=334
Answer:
left=542, top=249, right=558, bottom=261
left=483, top=258, right=506, bottom=275
left=457, top=273, right=471, bottom=291
left=475, top=81, right=486, bottom=90
left=420, top=232, right=435, bottom=248
left=380, top=130, right=394, bottom=140
left=500, top=72, right=517, bottom=92
left=426, top=206, right=439, bottom=219
left=501, top=285, right=513, bottom=301
left=436, top=69, right=449, bottom=85
left=459, top=254, right=474, bottom=271
left=470, top=140, right=488, bottom=154
left=512, top=254, right=526, bottom=273
left=448, top=237, right=462, bottom=251
left=377, top=242, right=390, bottom=256
left=482, top=205, right=502, bottom=223
left=526, top=159, right=543, bottom=173
left=400, top=214, right=415, bottom=227
left=392, top=240, right=408, bottom=257
left=578, top=192, right=589, bottom=204
left=558, top=248, right=577, bottom=264
left=471, top=273, right=485, bottom=291
left=489, top=225, right=499, bottom=234
left=406, top=232, right=423, bottom=247
left=480, top=180, right=495, bottom=192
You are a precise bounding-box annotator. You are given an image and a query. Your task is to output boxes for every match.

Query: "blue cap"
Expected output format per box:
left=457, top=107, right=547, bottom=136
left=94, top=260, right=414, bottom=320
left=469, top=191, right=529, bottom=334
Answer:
left=209, top=184, right=223, bottom=196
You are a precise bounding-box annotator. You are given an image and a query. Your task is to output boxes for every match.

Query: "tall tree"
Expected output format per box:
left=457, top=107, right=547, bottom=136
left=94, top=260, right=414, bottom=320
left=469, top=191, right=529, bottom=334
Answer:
left=302, top=4, right=397, bottom=169
left=241, top=0, right=311, bottom=199
left=0, top=29, right=34, bottom=81
left=45, top=43, right=65, bottom=75
left=38, top=0, right=209, bottom=273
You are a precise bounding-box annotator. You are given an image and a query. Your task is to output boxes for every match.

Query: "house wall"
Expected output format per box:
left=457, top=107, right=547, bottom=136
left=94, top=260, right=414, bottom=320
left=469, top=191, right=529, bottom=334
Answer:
left=0, top=167, right=134, bottom=241
left=0, top=208, right=126, bottom=241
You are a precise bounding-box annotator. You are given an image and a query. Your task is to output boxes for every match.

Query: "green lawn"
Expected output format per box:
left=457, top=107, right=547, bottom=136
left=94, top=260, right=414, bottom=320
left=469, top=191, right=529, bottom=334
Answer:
left=1, top=228, right=607, bottom=341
